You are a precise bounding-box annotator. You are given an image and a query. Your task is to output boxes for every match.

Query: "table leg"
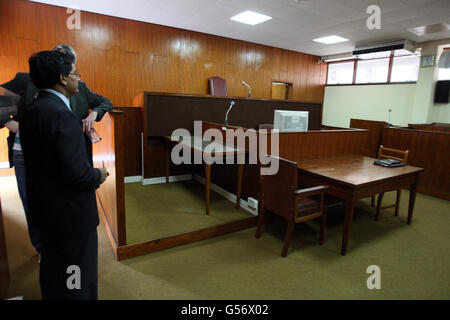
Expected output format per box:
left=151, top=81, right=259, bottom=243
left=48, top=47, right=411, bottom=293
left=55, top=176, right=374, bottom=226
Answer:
left=341, top=195, right=356, bottom=256
left=236, top=164, right=244, bottom=209
left=205, top=164, right=211, bottom=215
left=407, top=181, right=417, bottom=225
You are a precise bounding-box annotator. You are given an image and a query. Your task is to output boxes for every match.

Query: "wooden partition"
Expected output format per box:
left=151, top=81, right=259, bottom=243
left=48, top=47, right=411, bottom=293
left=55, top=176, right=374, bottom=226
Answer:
left=276, top=129, right=368, bottom=164
left=137, top=91, right=323, bottom=180
left=0, top=196, right=9, bottom=299
left=114, top=107, right=143, bottom=177
left=137, top=92, right=323, bottom=137
left=190, top=124, right=368, bottom=200
left=350, top=119, right=388, bottom=158
left=408, top=123, right=450, bottom=133
left=382, top=127, right=450, bottom=200
left=93, top=111, right=127, bottom=257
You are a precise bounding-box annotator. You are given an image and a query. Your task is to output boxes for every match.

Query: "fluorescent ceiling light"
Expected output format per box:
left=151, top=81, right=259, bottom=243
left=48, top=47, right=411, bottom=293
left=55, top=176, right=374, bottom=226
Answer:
left=230, top=10, right=272, bottom=26
left=313, top=35, right=349, bottom=44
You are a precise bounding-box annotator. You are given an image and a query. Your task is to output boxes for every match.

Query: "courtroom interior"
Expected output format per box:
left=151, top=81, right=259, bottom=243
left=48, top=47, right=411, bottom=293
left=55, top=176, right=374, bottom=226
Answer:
left=0, top=0, right=449, bottom=300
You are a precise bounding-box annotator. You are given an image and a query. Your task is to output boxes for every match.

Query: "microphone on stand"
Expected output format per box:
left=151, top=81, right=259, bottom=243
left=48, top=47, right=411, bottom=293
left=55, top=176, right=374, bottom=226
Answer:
left=224, top=101, right=235, bottom=126
left=242, top=81, right=251, bottom=97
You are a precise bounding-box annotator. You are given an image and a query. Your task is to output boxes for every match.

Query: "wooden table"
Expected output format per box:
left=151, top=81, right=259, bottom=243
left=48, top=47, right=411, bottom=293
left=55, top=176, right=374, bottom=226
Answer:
left=297, top=155, right=423, bottom=255
left=164, top=136, right=246, bottom=215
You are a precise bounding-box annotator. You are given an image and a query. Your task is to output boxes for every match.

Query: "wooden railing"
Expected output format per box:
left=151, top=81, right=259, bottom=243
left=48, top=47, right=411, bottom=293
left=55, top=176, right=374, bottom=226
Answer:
left=382, top=127, right=450, bottom=200
left=93, top=111, right=127, bottom=258
left=0, top=196, right=9, bottom=299
left=350, top=118, right=388, bottom=158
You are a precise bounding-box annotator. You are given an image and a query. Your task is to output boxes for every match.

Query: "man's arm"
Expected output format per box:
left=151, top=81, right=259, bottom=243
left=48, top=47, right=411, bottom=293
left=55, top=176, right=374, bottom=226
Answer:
left=79, top=81, right=113, bottom=133
left=80, top=82, right=113, bottom=121
left=54, top=111, right=107, bottom=190
left=1, top=73, right=29, bottom=96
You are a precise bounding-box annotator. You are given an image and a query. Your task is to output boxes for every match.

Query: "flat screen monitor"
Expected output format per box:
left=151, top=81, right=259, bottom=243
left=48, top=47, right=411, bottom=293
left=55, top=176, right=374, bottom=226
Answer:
left=273, top=110, right=309, bottom=132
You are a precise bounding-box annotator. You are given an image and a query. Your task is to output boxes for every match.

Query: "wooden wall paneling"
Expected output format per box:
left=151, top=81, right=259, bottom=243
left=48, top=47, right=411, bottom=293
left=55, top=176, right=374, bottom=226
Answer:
left=278, top=49, right=289, bottom=82
left=313, top=60, right=322, bottom=101
left=91, top=48, right=112, bottom=104
left=54, top=4, right=76, bottom=47
left=0, top=197, right=9, bottom=299
left=224, top=63, right=240, bottom=97
left=3, top=0, right=327, bottom=107
left=298, top=54, right=309, bottom=100
left=318, top=61, right=328, bottom=101
left=15, top=38, right=38, bottom=73
left=121, top=19, right=144, bottom=54
left=35, top=3, right=59, bottom=51
left=13, top=0, right=37, bottom=41
left=122, top=51, right=143, bottom=106
left=0, top=1, right=19, bottom=83
left=306, top=55, right=315, bottom=101
left=382, top=127, right=450, bottom=200
left=270, top=47, right=281, bottom=83
left=287, top=51, right=296, bottom=84
left=75, top=12, right=95, bottom=90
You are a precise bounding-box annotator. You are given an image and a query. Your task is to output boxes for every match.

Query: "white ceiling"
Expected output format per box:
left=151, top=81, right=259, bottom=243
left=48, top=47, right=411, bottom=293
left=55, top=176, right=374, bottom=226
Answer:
left=29, top=0, right=450, bottom=57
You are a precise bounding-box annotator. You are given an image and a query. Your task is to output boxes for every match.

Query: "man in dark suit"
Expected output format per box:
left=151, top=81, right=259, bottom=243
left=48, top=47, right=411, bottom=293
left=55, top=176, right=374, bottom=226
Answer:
left=1, top=44, right=113, bottom=254
left=20, top=50, right=109, bottom=300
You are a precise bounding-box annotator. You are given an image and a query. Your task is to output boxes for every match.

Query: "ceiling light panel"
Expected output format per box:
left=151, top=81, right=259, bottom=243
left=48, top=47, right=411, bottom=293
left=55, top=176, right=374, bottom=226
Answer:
left=230, top=10, right=272, bottom=26
left=313, top=35, right=349, bottom=44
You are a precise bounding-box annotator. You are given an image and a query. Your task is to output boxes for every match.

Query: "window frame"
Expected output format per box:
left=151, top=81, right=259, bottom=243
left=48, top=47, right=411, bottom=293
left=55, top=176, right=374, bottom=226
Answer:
left=326, top=59, right=356, bottom=85
left=326, top=51, right=420, bottom=86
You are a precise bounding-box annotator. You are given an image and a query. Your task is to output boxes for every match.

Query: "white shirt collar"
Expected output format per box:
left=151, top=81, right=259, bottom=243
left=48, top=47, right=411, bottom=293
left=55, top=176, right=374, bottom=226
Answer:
left=41, top=89, right=71, bottom=111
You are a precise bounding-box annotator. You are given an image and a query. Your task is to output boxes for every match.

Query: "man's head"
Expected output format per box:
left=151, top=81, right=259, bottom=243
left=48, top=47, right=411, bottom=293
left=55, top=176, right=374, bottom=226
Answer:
left=29, top=50, right=79, bottom=98
left=52, top=44, right=77, bottom=64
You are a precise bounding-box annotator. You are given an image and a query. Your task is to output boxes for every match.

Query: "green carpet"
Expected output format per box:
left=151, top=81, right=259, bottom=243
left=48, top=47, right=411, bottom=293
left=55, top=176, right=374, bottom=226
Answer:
left=125, top=180, right=253, bottom=244
left=2, top=175, right=449, bottom=299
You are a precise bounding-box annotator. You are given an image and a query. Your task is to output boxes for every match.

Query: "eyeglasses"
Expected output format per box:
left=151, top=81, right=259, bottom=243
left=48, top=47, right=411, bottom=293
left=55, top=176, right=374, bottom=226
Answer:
left=69, top=72, right=81, bottom=78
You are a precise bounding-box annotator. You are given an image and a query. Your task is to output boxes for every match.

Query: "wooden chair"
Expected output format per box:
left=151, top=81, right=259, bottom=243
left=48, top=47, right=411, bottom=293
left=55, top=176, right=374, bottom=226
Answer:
left=208, top=76, right=228, bottom=96
left=372, top=145, right=409, bottom=221
left=255, top=156, right=328, bottom=257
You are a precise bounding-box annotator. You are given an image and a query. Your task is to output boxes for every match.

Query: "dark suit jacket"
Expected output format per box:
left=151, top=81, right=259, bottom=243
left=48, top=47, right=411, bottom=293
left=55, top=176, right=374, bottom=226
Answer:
left=20, top=91, right=101, bottom=238
left=1, top=72, right=113, bottom=166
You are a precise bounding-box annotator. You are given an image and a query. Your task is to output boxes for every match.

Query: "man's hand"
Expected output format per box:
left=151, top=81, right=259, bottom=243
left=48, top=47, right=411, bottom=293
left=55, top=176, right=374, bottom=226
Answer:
left=99, top=167, right=109, bottom=184
left=5, top=120, right=19, bottom=133
left=82, top=111, right=98, bottom=133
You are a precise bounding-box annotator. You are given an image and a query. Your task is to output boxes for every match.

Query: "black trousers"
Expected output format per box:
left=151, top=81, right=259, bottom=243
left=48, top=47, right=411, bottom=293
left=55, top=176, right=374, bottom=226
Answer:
left=39, top=229, right=98, bottom=300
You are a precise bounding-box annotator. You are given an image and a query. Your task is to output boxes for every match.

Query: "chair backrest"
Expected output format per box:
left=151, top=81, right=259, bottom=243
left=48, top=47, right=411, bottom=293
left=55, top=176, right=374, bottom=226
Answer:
left=378, top=145, right=409, bottom=164
left=209, top=76, right=227, bottom=96
left=260, top=156, right=297, bottom=220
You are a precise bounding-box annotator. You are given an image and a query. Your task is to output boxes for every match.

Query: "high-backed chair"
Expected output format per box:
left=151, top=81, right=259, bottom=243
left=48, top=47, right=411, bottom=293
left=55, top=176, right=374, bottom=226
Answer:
left=209, top=76, right=228, bottom=96
left=374, top=145, right=409, bottom=221
left=255, top=156, right=328, bottom=257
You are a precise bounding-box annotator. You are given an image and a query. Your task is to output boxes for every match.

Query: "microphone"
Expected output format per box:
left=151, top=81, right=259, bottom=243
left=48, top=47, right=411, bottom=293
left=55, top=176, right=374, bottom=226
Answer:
left=224, top=101, right=235, bottom=126
left=242, top=81, right=251, bottom=97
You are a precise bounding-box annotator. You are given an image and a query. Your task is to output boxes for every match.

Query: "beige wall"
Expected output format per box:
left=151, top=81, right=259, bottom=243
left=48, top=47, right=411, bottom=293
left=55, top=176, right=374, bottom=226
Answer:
left=323, top=39, right=450, bottom=127
left=322, top=84, right=416, bottom=127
